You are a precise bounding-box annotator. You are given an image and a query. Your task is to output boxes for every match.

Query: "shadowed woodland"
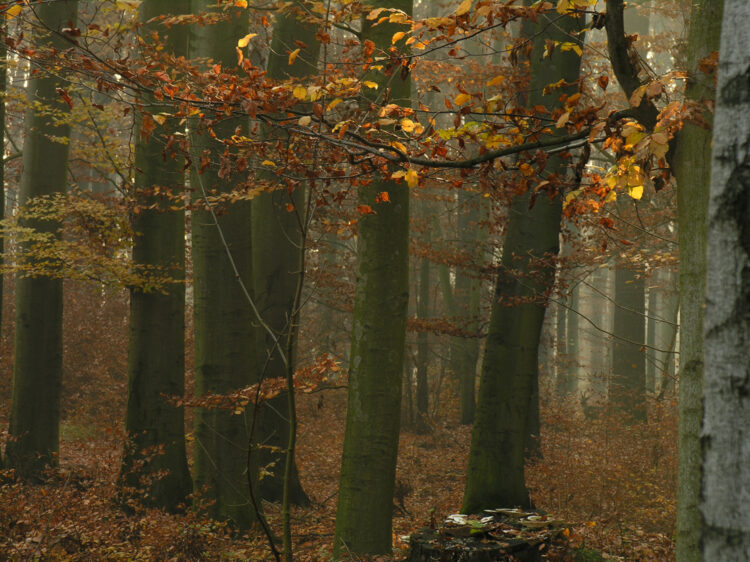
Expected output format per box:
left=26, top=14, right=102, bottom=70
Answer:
left=0, top=0, right=745, bottom=560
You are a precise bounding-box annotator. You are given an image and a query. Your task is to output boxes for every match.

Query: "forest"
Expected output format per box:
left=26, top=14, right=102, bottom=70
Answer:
left=0, top=0, right=745, bottom=560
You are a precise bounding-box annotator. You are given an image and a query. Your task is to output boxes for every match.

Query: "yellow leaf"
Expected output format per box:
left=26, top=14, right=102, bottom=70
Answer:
left=261, top=160, right=277, bottom=167
left=362, top=80, right=379, bottom=89
left=288, top=48, right=301, bottom=65
left=390, top=141, right=407, bottom=153
left=456, top=0, right=472, bottom=16
left=391, top=170, right=407, bottom=179
left=605, top=189, right=617, bottom=202
left=400, top=118, right=415, bottom=133
left=454, top=92, right=472, bottom=106
left=326, top=98, right=343, bottom=111
left=625, top=131, right=646, bottom=147
left=298, top=116, right=312, bottom=126
left=293, top=85, right=307, bottom=100
left=486, top=75, right=505, bottom=87
left=556, top=0, right=572, bottom=14
left=234, top=0, right=248, bottom=7
left=237, top=33, right=257, bottom=48
left=392, top=31, right=406, bottom=43
left=405, top=169, right=419, bottom=188
left=564, top=189, right=581, bottom=206
left=628, top=185, right=644, bottom=200
left=6, top=5, right=22, bottom=19
left=152, top=114, right=167, bottom=126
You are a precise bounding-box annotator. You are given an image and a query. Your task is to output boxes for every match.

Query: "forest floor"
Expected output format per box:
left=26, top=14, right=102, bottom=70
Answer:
left=0, top=389, right=676, bottom=560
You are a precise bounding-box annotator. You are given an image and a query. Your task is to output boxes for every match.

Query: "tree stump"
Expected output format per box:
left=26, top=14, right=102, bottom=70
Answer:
left=406, top=509, right=564, bottom=562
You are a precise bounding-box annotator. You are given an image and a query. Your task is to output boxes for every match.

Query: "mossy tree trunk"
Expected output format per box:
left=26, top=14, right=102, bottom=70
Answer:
left=462, top=9, right=585, bottom=514
left=672, top=0, right=722, bottom=559
left=189, top=1, right=259, bottom=529
left=118, top=0, right=192, bottom=512
left=251, top=4, right=320, bottom=507
left=5, top=0, right=78, bottom=479
left=333, top=0, right=411, bottom=556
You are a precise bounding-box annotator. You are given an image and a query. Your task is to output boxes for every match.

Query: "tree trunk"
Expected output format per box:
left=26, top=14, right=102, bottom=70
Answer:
left=333, top=1, right=411, bottom=555
left=672, top=1, right=722, bottom=558
left=119, top=0, right=192, bottom=513
left=250, top=4, right=320, bottom=507
left=610, top=265, right=646, bottom=421
left=5, top=0, right=78, bottom=479
left=189, top=1, right=259, bottom=529
left=701, top=2, right=750, bottom=558
left=416, top=234, right=430, bottom=433
left=462, top=9, right=585, bottom=513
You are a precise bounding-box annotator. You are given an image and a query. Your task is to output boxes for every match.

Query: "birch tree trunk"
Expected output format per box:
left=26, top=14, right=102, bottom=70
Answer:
left=702, top=2, right=750, bottom=558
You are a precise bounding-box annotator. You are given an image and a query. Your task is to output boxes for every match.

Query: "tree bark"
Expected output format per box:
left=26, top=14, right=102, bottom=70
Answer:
left=416, top=232, right=430, bottom=433
left=5, top=0, right=78, bottom=479
left=333, top=0, right=411, bottom=555
left=189, top=1, right=259, bottom=529
left=462, top=8, right=585, bottom=513
left=610, top=265, right=646, bottom=421
left=118, top=0, right=192, bottom=513
left=701, top=2, right=750, bottom=558
left=672, top=1, right=722, bottom=558
left=251, top=3, right=320, bottom=507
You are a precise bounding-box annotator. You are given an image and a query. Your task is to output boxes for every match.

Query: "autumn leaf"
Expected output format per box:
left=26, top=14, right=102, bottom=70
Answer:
left=237, top=33, right=257, bottom=48
left=293, top=86, right=307, bottom=100
left=298, top=116, right=312, bottom=126
left=454, top=93, right=471, bottom=106
left=555, top=111, right=571, bottom=128
left=405, top=169, right=419, bottom=188
left=486, top=75, right=505, bottom=87
left=362, top=80, right=379, bottom=89
left=627, top=185, right=643, bottom=200
left=261, top=160, right=276, bottom=167
left=456, top=0, right=472, bottom=16
left=597, top=75, right=609, bottom=91
left=375, top=191, right=390, bottom=203
left=56, top=88, right=73, bottom=109
left=288, top=48, right=301, bottom=65
left=392, top=31, right=406, bottom=44
left=6, top=4, right=22, bottom=19
left=356, top=204, right=376, bottom=215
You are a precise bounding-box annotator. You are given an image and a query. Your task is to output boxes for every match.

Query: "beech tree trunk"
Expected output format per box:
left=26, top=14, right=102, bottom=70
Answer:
left=416, top=234, right=430, bottom=433
left=672, top=1, right=722, bottom=558
left=333, top=0, right=411, bottom=555
left=251, top=4, right=320, bottom=507
left=610, top=265, right=646, bottom=420
left=189, top=1, right=259, bottom=529
left=701, top=2, right=750, bottom=558
left=119, top=0, right=192, bottom=512
left=462, top=9, right=585, bottom=513
left=5, top=0, right=78, bottom=479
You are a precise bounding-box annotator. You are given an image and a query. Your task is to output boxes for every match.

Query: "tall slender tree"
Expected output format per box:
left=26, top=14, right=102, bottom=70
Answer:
left=672, top=0, right=723, bottom=558
left=334, top=0, right=412, bottom=555
left=462, top=6, right=585, bottom=513
left=118, top=0, right=191, bottom=512
left=251, top=4, right=320, bottom=505
left=701, top=1, right=750, bottom=557
left=189, top=0, right=258, bottom=528
left=5, top=0, right=79, bottom=479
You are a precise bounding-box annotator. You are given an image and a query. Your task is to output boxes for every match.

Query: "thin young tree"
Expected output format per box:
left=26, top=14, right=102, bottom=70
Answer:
left=5, top=0, right=79, bottom=479
left=118, top=0, right=192, bottom=512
